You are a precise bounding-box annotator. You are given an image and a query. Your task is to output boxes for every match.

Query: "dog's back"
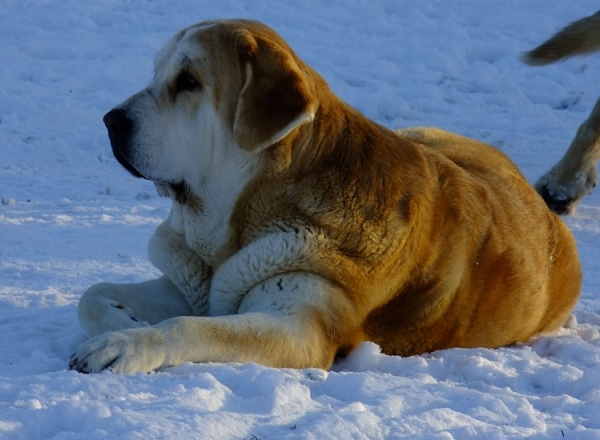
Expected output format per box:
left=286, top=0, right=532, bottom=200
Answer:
left=523, top=11, right=600, bottom=65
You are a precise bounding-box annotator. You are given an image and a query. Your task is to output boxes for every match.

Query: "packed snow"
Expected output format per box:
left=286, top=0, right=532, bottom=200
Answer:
left=1, top=0, right=600, bottom=438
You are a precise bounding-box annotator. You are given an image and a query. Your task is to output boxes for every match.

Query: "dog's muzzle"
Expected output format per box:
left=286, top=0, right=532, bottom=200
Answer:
left=103, top=108, right=145, bottom=178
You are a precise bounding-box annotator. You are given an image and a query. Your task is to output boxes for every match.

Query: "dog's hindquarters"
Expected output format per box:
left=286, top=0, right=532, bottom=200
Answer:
left=374, top=128, right=583, bottom=353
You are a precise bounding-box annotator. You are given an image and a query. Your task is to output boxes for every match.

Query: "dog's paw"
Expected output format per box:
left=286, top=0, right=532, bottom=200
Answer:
left=69, top=328, right=167, bottom=374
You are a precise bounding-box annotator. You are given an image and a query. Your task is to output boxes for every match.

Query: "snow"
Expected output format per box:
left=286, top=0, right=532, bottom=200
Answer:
left=1, top=0, right=600, bottom=438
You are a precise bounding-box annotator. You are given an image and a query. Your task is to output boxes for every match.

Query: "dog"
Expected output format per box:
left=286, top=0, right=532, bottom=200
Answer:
left=523, top=10, right=600, bottom=214
left=69, top=19, right=582, bottom=374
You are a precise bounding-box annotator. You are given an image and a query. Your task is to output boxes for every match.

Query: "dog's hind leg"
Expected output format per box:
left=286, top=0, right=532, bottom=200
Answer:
left=535, top=96, right=600, bottom=214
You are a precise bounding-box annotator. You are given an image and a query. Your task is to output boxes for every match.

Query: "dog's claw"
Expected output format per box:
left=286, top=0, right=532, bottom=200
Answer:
left=69, top=357, right=80, bottom=371
left=69, top=358, right=92, bottom=374
left=69, top=352, right=91, bottom=373
left=104, top=357, right=119, bottom=371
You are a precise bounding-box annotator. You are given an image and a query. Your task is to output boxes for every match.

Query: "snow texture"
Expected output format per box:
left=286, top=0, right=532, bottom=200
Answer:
left=1, top=1, right=600, bottom=438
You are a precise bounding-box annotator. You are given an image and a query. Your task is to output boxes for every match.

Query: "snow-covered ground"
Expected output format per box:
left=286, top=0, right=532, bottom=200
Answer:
left=1, top=0, right=600, bottom=438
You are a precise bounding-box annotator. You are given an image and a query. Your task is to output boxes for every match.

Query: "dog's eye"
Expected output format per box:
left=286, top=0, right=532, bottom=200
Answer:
left=175, top=71, right=201, bottom=94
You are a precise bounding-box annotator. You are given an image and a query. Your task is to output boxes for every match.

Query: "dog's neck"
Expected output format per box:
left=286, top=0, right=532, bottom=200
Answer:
left=163, top=144, right=259, bottom=268
left=288, top=89, right=426, bottom=208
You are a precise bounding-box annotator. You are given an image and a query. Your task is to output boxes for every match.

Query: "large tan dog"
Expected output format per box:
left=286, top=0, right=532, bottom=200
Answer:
left=70, top=19, right=581, bottom=374
left=524, top=10, right=600, bottom=214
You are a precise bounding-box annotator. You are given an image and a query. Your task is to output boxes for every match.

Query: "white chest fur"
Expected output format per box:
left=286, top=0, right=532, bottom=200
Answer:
left=168, top=152, right=258, bottom=267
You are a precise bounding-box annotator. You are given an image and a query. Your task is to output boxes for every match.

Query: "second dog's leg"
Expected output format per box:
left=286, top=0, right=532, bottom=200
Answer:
left=535, top=96, right=600, bottom=214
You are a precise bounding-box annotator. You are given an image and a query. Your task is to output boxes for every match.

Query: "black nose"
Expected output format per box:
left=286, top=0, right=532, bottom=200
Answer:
left=103, top=108, right=133, bottom=141
left=103, top=108, right=144, bottom=179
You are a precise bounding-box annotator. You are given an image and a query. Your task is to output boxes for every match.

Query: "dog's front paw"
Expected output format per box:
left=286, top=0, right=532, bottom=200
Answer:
left=69, top=328, right=167, bottom=374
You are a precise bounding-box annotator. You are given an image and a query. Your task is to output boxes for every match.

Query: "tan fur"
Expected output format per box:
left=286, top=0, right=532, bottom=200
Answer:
left=523, top=11, right=600, bottom=65
left=523, top=11, right=600, bottom=214
left=71, top=20, right=582, bottom=374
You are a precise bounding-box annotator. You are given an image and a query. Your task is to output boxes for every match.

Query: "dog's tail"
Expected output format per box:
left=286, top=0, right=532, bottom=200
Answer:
left=522, top=10, right=600, bottom=65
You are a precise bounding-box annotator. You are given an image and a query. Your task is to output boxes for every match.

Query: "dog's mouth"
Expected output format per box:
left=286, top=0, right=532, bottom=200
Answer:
left=104, top=109, right=188, bottom=204
left=155, top=181, right=191, bottom=205
left=110, top=141, right=190, bottom=205
left=111, top=145, right=146, bottom=179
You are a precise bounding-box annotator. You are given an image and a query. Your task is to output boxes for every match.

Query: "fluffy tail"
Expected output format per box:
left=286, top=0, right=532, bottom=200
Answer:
left=522, top=11, right=600, bottom=65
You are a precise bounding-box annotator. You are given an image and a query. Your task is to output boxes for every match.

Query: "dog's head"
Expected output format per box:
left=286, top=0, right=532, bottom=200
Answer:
left=104, top=19, right=318, bottom=192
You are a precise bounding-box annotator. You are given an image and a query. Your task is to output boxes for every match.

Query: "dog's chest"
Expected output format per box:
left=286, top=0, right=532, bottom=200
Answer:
left=165, top=194, right=232, bottom=267
left=173, top=170, right=256, bottom=267
left=183, top=205, right=232, bottom=267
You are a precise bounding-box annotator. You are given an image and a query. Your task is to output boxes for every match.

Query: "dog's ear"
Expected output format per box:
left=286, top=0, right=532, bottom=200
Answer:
left=233, top=30, right=317, bottom=152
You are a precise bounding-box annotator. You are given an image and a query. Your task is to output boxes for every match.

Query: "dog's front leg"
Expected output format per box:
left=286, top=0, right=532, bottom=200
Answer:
left=77, top=276, right=193, bottom=337
left=77, top=219, right=212, bottom=338
left=148, top=218, right=212, bottom=316
left=70, top=273, right=354, bottom=373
